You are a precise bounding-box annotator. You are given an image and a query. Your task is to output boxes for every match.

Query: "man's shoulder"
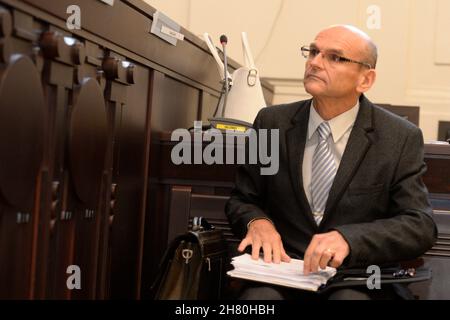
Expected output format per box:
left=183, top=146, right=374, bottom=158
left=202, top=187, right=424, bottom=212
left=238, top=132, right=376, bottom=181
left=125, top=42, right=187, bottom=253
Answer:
left=256, top=99, right=310, bottom=125
left=370, top=103, right=420, bottom=134
left=261, top=100, right=310, bottom=114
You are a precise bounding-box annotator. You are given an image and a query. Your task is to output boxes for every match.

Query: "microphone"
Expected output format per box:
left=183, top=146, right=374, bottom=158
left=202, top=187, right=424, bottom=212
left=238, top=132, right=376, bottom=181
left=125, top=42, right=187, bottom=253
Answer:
left=220, top=35, right=228, bottom=45
left=220, top=34, right=229, bottom=117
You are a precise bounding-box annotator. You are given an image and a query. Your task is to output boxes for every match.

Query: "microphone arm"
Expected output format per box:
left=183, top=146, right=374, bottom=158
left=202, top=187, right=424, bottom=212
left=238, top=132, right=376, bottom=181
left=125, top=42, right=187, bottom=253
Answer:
left=220, top=35, right=228, bottom=118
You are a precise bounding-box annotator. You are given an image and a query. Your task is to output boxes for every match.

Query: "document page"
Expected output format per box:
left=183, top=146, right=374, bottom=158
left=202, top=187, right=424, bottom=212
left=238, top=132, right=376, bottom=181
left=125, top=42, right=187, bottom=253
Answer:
left=227, top=254, right=337, bottom=291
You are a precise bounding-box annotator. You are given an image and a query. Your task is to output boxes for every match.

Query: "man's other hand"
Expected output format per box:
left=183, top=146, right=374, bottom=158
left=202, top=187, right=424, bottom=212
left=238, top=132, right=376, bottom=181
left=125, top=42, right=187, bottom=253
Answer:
left=238, top=219, right=291, bottom=264
left=303, top=231, right=350, bottom=275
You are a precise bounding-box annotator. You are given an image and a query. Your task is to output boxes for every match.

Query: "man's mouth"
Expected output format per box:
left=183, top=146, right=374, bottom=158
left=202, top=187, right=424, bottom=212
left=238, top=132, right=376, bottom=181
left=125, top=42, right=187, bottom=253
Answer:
left=305, top=74, right=324, bottom=82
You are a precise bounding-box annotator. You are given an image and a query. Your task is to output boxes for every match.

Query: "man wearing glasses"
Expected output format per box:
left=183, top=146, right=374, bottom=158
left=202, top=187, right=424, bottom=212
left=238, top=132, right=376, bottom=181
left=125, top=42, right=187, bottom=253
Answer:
left=226, top=25, right=437, bottom=299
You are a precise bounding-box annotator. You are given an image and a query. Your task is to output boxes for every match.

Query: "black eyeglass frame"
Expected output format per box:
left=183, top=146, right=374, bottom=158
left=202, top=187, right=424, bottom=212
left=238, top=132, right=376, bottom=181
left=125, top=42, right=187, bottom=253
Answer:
left=301, top=45, right=373, bottom=69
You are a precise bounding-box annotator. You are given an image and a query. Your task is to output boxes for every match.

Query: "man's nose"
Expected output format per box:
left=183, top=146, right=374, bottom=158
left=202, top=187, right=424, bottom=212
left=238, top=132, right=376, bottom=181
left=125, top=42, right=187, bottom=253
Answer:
left=309, top=52, right=325, bottom=68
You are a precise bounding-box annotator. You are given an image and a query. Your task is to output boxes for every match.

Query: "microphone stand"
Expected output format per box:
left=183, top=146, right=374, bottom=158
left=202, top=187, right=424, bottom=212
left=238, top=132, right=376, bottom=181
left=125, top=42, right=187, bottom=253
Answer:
left=207, top=35, right=252, bottom=132
left=221, top=36, right=229, bottom=117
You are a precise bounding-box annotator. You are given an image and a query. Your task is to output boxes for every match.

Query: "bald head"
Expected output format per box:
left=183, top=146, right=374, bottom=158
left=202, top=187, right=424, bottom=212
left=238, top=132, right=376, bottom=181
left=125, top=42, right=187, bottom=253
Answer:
left=318, top=25, right=378, bottom=69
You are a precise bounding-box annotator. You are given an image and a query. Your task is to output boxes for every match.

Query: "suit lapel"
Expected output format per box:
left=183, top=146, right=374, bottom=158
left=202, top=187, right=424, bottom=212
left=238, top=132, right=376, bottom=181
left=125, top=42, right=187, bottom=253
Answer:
left=321, top=95, right=375, bottom=226
left=286, top=100, right=318, bottom=229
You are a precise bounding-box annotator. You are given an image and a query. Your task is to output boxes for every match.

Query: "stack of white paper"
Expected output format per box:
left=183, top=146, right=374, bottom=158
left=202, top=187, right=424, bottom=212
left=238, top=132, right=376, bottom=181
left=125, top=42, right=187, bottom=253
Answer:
left=227, top=254, right=337, bottom=292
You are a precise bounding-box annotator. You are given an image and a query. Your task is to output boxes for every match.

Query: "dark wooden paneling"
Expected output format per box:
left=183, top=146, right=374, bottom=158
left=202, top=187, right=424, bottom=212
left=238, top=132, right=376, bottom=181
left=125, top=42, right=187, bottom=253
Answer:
left=438, top=121, right=450, bottom=142
left=0, top=53, right=46, bottom=299
left=0, top=0, right=274, bottom=299
left=200, top=91, right=220, bottom=122
left=424, top=144, right=450, bottom=197
left=19, top=0, right=273, bottom=95
left=108, top=62, right=151, bottom=299
left=150, top=71, right=200, bottom=132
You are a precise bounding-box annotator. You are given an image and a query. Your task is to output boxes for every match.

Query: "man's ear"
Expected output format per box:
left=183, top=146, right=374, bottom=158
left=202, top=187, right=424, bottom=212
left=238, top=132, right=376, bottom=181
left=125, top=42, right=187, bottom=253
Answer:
left=357, top=69, right=376, bottom=93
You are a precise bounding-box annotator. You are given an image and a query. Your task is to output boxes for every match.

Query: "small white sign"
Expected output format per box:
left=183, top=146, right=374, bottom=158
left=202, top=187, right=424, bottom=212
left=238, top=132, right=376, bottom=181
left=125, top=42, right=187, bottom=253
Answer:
left=161, top=25, right=184, bottom=41
left=150, top=11, right=184, bottom=46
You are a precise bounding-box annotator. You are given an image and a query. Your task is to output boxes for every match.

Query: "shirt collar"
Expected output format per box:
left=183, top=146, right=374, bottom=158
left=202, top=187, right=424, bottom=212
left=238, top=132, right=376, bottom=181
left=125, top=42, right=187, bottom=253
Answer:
left=307, top=100, right=360, bottom=143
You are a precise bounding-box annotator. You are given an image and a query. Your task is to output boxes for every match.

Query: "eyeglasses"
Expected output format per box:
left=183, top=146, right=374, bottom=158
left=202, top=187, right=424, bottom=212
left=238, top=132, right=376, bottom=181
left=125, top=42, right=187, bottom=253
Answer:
left=301, top=46, right=372, bottom=69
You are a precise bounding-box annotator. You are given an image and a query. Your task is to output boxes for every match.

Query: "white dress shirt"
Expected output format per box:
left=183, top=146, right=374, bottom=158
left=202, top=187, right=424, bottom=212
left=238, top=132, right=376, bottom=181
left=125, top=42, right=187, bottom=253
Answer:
left=302, top=101, right=360, bottom=210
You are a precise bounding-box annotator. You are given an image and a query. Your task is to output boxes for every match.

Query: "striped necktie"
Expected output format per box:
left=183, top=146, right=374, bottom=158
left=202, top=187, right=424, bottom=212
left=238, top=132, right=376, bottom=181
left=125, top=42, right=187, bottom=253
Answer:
left=311, top=122, right=336, bottom=225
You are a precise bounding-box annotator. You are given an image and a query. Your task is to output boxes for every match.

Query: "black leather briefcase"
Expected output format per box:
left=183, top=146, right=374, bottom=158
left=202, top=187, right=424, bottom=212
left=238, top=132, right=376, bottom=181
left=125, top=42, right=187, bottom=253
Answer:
left=151, top=217, right=228, bottom=300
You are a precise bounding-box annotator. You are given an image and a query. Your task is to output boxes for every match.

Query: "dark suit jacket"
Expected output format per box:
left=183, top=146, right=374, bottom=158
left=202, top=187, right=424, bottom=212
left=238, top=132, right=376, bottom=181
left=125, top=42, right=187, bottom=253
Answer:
left=225, top=95, right=437, bottom=268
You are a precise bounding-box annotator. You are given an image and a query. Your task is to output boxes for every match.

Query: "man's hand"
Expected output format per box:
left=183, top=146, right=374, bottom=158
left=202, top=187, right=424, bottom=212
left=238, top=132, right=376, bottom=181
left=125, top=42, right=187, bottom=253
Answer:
left=303, top=231, right=350, bottom=275
left=238, top=219, right=291, bottom=264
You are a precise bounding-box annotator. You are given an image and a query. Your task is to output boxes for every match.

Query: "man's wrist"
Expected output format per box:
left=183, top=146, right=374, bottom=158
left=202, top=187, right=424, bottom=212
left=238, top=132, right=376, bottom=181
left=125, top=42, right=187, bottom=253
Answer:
left=247, top=217, right=274, bottom=230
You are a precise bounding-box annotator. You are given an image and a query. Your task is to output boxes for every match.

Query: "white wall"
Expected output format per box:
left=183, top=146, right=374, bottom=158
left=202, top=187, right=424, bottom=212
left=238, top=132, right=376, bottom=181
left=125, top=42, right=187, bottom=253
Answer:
left=144, top=0, right=450, bottom=141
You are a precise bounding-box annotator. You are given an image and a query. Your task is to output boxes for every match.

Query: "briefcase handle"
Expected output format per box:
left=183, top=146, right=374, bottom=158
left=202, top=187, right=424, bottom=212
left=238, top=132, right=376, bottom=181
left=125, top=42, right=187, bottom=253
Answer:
left=192, top=216, right=215, bottom=231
